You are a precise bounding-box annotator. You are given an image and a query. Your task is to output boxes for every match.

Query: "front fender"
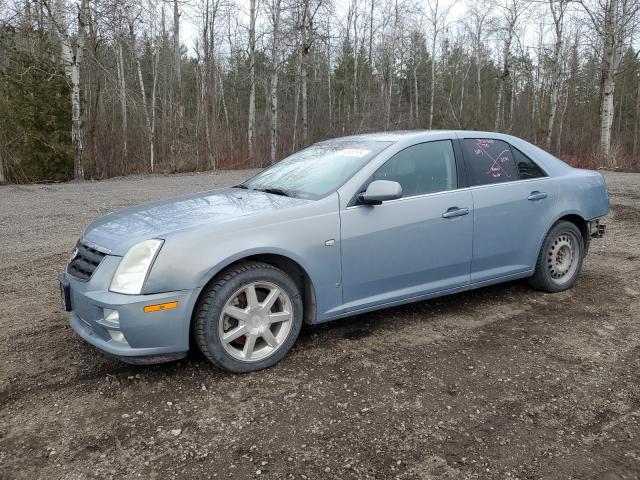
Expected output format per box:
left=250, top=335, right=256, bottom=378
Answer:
left=143, top=196, right=343, bottom=320
left=196, top=246, right=315, bottom=287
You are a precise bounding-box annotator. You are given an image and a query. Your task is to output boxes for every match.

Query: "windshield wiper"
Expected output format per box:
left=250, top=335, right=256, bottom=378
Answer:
left=232, top=184, right=249, bottom=189
left=253, top=187, right=292, bottom=197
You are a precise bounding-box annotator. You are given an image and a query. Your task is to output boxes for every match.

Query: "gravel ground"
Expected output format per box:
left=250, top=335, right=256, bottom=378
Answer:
left=0, top=170, right=639, bottom=480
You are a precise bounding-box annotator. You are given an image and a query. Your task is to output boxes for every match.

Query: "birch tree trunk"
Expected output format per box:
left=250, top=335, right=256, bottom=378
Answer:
left=150, top=44, right=159, bottom=172
left=117, top=40, right=127, bottom=163
left=327, top=20, right=333, bottom=132
left=459, top=57, right=470, bottom=126
left=352, top=2, right=359, bottom=121
left=495, top=0, right=520, bottom=131
left=509, top=63, right=516, bottom=130
left=556, top=84, right=568, bottom=154
left=248, top=0, right=257, bottom=165
left=173, top=0, right=181, bottom=93
left=475, top=49, right=482, bottom=125
left=202, top=64, right=213, bottom=168
left=600, top=71, right=616, bottom=162
left=597, top=0, right=622, bottom=163
left=298, top=0, right=316, bottom=146
left=301, top=51, right=308, bottom=144
left=131, top=19, right=159, bottom=172
left=633, top=74, right=640, bottom=158
left=545, top=0, right=567, bottom=151
left=218, top=69, right=230, bottom=128
left=428, top=34, right=436, bottom=129
left=269, top=0, right=283, bottom=164
left=292, top=45, right=301, bottom=152
left=368, top=0, right=374, bottom=65
left=200, top=0, right=213, bottom=168
left=580, top=0, right=640, bottom=162
left=413, top=65, right=419, bottom=124
left=49, top=0, right=89, bottom=180
left=426, top=0, right=454, bottom=129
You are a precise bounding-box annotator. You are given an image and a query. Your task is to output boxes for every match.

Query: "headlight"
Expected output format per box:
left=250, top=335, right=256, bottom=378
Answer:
left=109, top=239, right=163, bottom=295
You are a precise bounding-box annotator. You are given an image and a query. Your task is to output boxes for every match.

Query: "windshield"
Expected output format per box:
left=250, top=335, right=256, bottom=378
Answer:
left=241, top=140, right=392, bottom=199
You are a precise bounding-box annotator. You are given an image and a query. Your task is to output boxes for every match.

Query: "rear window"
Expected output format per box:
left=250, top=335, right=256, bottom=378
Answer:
left=461, top=138, right=518, bottom=186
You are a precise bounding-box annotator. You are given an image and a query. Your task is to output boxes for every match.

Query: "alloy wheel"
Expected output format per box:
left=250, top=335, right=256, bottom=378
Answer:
left=217, top=281, right=293, bottom=362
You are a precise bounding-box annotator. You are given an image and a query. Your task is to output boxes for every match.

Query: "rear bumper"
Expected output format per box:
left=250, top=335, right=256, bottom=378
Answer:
left=62, top=259, right=201, bottom=363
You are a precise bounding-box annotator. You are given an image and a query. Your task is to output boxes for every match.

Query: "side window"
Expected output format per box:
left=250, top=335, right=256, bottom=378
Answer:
left=373, top=140, right=457, bottom=198
left=461, top=138, right=519, bottom=186
left=511, top=146, right=546, bottom=179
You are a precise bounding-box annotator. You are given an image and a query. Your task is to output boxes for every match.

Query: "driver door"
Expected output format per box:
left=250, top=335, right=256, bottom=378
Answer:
left=339, top=140, right=473, bottom=312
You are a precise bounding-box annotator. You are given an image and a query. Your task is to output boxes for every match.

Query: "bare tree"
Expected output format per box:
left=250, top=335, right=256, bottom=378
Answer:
left=465, top=0, right=495, bottom=127
left=350, top=0, right=359, bottom=120
left=296, top=0, right=315, bottom=146
left=129, top=2, right=161, bottom=172
left=268, top=0, right=283, bottom=163
left=248, top=0, right=257, bottom=165
left=580, top=0, right=640, bottom=163
left=173, top=0, right=182, bottom=92
left=116, top=38, right=127, bottom=163
left=634, top=71, right=640, bottom=158
left=43, top=0, right=89, bottom=179
left=545, top=0, right=569, bottom=150
left=425, top=0, right=456, bottom=129
left=3, top=0, right=640, bottom=183
left=495, top=0, right=526, bottom=130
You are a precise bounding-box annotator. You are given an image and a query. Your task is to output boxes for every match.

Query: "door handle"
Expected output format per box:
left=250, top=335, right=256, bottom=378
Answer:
left=442, top=207, right=470, bottom=219
left=527, top=191, right=548, bottom=201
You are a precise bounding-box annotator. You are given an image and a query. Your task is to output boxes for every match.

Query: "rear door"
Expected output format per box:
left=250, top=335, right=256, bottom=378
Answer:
left=339, top=139, right=473, bottom=312
left=459, top=137, right=556, bottom=284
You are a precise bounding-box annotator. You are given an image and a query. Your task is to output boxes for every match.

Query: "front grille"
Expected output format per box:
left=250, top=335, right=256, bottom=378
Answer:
left=67, top=242, right=107, bottom=281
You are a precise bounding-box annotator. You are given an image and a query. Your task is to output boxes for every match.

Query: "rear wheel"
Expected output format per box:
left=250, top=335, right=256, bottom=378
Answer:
left=194, top=262, right=303, bottom=373
left=528, top=221, right=584, bottom=292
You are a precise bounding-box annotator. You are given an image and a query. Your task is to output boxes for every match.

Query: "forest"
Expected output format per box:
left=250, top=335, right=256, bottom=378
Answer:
left=0, top=0, right=638, bottom=183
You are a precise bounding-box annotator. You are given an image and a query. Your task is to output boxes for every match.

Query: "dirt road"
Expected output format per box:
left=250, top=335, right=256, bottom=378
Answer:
left=1, top=171, right=639, bottom=479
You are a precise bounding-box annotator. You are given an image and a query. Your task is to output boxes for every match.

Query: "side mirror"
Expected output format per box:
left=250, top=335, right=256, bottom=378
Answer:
left=358, top=180, right=403, bottom=205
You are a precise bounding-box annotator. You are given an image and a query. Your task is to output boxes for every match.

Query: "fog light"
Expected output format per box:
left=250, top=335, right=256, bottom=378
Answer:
left=108, top=329, right=126, bottom=343
left=103, top=308, right=120, bottom=325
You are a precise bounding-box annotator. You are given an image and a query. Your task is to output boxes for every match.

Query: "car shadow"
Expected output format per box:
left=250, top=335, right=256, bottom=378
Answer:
left=296, top=279, right=534, bottom=347
left=74, top=278, right=537, bottom=383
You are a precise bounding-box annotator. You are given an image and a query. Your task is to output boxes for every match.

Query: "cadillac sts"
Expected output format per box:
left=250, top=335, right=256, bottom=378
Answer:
left=59, top=131, right=609, bottom=372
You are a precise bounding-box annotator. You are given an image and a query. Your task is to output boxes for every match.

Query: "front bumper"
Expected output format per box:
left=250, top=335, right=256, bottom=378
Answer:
left=62, top=255, right=201, bottom=363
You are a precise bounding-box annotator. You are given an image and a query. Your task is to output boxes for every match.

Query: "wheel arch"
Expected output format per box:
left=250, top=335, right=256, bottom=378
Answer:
left=556, top=213, right=589, bottom=248
left=537, top=211, right=590, bottom=261
left=192, top=250, right=318, bottom=328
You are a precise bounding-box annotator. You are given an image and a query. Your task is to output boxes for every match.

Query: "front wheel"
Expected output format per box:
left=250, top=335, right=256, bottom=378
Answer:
left=528, top=221, right=585, bottom=293
left=193, top=262, right=303, bottom=373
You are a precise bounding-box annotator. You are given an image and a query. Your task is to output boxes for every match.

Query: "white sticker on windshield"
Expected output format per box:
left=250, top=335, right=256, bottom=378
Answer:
left=339, top=148, right=371, bottom=158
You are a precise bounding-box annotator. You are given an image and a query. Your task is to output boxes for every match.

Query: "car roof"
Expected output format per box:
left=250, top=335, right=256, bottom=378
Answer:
left=323, top=130, right=527, bottom=143
left=329, top=130, right=453, bottom=142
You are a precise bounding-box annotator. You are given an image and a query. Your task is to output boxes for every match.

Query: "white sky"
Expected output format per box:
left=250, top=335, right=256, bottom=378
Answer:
left=178, top=0, right=556, bottom=60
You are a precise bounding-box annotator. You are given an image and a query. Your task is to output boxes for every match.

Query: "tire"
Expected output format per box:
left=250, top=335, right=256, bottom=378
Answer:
left=193, top=261, right=303, bottom=373
left=528, top=221, right=585, bottom=293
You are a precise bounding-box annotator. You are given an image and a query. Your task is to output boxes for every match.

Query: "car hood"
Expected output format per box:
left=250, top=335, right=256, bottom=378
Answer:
left=83, top=187, right=312, bottom=255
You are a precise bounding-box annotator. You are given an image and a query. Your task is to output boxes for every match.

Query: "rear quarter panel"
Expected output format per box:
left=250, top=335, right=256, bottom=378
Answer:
left=554, top=169, right=610, bottom=221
